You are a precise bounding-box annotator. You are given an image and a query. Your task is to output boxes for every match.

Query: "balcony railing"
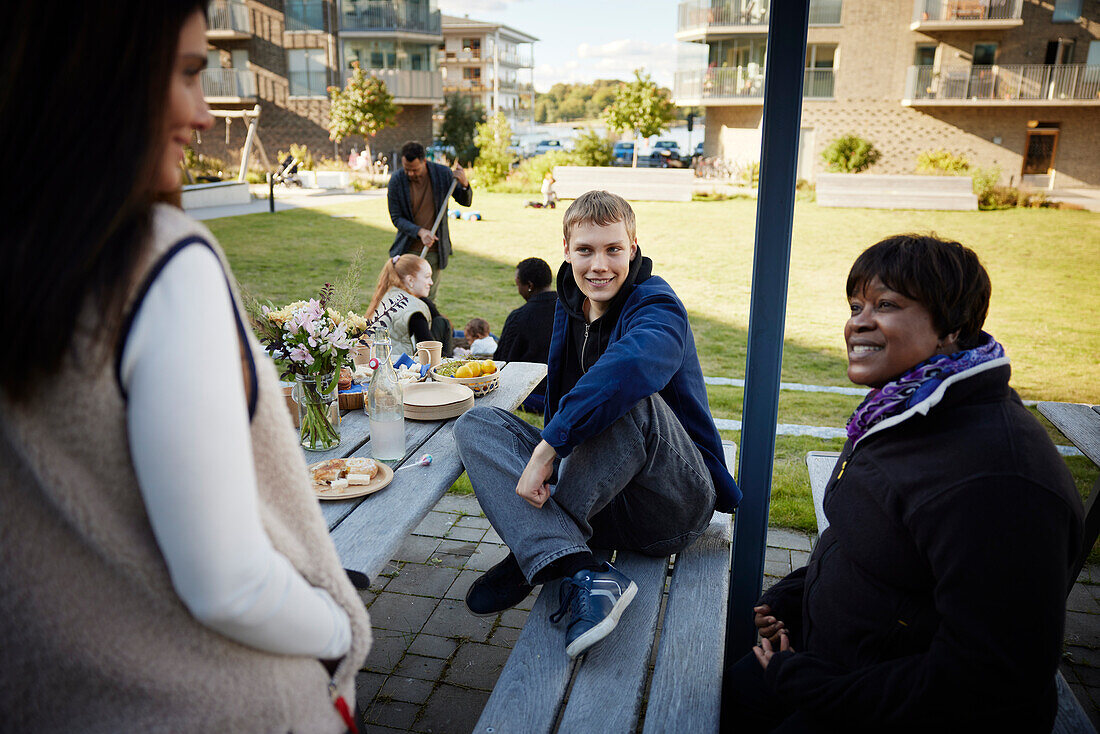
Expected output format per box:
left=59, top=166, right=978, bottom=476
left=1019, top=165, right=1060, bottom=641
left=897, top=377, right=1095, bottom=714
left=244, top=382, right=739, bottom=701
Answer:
left=286, top=0, right=326, bottom=31
left=677, top=0, right=841, bottom=34
left=911, top=0, right=1023, bottom=24
left=498, top=51, right=534, bottom=68
left=674, top=67, right=836, bottom=101
left=347, top=68, right=442, bottom=100
left=201, top=68, right=257, bottom=99
left=207, top=0, right=251, bottom=35
left=443, top=80, right=488, bottom=93
left=342, top=1, right=442, bottom=35
left=905, top=64, right=1100, bottom=103
left=289, top=71, right=328, bottom=96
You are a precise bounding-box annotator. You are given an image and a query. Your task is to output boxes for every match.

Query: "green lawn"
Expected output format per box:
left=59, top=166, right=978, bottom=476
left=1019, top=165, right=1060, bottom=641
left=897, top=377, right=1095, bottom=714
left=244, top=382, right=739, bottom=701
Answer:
left=207, top=193, right=1099, bottom=555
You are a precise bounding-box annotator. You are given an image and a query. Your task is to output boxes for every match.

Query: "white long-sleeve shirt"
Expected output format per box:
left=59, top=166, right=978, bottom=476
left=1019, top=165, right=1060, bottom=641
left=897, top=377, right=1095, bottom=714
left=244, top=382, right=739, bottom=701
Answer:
left=119, top=244, right=351, bottom=660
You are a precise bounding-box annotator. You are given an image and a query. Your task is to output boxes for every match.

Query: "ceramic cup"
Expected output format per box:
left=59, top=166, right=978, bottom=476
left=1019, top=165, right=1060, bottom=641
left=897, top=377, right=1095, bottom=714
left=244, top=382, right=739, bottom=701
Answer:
left=416, top=340, right=443, bottom=368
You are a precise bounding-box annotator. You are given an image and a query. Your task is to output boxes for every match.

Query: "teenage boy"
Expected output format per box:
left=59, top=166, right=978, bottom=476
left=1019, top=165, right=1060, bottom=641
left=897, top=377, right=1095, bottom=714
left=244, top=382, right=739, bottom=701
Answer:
left=454, top=190, right=740, bottom=658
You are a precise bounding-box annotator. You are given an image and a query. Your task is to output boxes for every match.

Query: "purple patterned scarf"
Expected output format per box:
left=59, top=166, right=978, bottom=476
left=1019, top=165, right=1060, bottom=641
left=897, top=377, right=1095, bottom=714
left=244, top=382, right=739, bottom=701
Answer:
left=846, top=332, right=1005, bottom=443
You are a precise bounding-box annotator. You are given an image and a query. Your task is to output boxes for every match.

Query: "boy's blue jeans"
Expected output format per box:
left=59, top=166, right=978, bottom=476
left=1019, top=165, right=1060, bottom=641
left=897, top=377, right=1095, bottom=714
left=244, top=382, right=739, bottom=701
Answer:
left=454, top=395, right=716, bottom=584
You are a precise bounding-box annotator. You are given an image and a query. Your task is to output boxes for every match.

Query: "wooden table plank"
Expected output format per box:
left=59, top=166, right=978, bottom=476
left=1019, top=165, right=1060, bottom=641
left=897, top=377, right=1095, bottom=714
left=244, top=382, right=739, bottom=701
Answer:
left=326, top=362, right=547, bottom=583
left=1039, top=402, right=1100, bottom=468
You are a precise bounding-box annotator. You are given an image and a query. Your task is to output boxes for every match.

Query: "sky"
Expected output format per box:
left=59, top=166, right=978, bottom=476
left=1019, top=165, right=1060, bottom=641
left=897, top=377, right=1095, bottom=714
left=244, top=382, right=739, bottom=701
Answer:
left=436, top=0, right=697, bottom=92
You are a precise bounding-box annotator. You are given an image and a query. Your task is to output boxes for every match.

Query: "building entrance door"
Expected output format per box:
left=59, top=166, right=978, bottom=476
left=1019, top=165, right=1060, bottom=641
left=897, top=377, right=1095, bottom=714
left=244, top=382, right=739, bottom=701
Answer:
left=1021, top=126, right=1059, bottom=189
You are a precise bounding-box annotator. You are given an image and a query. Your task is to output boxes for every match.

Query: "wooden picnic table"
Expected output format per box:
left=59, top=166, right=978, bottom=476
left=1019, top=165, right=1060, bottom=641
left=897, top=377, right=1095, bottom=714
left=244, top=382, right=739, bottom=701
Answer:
left=301, top=361, right=547, bottom=587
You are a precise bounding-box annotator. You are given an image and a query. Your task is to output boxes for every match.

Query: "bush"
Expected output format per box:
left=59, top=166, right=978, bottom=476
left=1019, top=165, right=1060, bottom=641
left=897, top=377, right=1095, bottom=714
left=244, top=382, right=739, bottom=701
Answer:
left=735, top=160, right=760, bottom=188
left=571, top=130, right=614, bottom=167
left=821, top=134, right=880, bottom=174
left=972, top=165, right=1004, bottom=209
left=916, top=149, right=971, bottom=175
left=509, top=151, right=577, bottom=189
left=473, top=113, right=515, bottom=186
left=276, top=143, right=315, bottom=171
left=183, top=147, right=228, bottom=180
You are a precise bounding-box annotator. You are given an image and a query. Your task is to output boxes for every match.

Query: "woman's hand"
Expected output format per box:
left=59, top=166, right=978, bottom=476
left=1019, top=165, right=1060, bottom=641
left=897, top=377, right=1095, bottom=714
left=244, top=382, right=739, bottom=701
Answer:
left=754, top=604, right=785, bottom=646
left=516, top=440, right=556, bottom=508
left=753, top=629, right=794, bottom=670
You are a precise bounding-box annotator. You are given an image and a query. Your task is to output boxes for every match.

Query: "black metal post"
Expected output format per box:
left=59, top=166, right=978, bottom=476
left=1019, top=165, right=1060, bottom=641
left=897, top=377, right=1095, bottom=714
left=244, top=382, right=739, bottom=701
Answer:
left=268, top=172, right=275, bottom=213
left=724, top=0, right=811, bottom=684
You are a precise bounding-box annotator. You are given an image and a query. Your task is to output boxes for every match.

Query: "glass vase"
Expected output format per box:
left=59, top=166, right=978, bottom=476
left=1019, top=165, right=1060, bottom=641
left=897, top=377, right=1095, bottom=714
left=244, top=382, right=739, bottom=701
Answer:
left=294, top=371, right=341, bottom=451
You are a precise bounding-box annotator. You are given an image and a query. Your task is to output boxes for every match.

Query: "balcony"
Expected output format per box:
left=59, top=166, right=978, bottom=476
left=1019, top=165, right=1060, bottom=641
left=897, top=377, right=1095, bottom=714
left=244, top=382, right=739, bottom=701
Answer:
left=910, top=0, right=1023, bottom=30
left=350, top=68, right=442, bottom=103
left=903, top=64, right=1100, bottom=105
left=674, top=67, right=836, bottom=105
left=289, top=71, right=328, bottom=97
left=443, top=79, right=489, bottom=93
left=498, top=51, right=534, bottom=68
left=202, top=68, right=257, bottom=102
left=676, top=0, right=842, bottom=41
left=206, top=0, right=251, bottom=39
left=286, top=0, right=326, bottom=31
left=341, top=1, right=442, bottom=37
left=439, top=50, right=484, bottom=63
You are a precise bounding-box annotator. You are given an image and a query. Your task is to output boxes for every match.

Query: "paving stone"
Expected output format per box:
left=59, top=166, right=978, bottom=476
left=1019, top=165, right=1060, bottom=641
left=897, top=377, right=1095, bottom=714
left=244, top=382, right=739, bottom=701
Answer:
left=765, top=546, right=790, bottom=564
left=490, top=624, right=522, bottom=647
left=423, top=598, right=496, bottom=643
left=1065, top=610, right=1100, bottom=648
left=445, top=524, right=486, bottom=543
left=358, top=588, right=379, bottom=608
left=1068, top=584, right=1100, bottom=614
left=484, top=527, right=505, bottom=545
left=466, top=542, right=509, bottom=572
left=761, top=575, right=781, bottom=592
left=385, top=562, right=461, bottom=599
left=444, top=569, right=482, bottom=601
left=791, top=550, right=811, bottom=570
left=499, top=608, right=528, bottom=629
left=766, top=527, right=813, bottom=552
left=355, top=671, right=388, bottom=712
left=361, top=723, right=408, bottom=734
left=764, top=560, right=791, bottom=577
left=363, top=630, right=410, bottom=674
left=368, top=592, right=438, bottom=634
left=1074, top=664, right=1100, bottom=688
left=435, top=540, right=478, bottom=568
left=394, top=534, right=442, bottom=564
left=408, top=632, right=461, bottom=660
left=515, top=589, right=539, bottom=611
left=416, top=683, right=491, bottom=733
left=412, top=511, right=455, bottom=538
left=455, top=514, right=491, bottom=530
left=394, top=653, right=448, bottom=682
left=1065, top=645, right=1100, bottom=668
left=444, top=642, right=512, bottom=691
left=435, top=493, right=481, bottom=514
left=363, top=698, right=419, bottom=731
left=380, top=674, right=436, bottom=704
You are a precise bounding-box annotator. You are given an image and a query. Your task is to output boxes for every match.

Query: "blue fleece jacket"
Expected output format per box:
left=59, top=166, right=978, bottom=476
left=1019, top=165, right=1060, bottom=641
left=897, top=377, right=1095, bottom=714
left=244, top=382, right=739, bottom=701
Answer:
left=541, top=269, right=741, bottom=512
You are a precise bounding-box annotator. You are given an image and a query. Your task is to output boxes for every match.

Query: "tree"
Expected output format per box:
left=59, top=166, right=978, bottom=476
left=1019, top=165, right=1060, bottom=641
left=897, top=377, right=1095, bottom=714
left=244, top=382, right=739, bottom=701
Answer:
left=603, top=69, right=677, bottom=167
left=473, top=113, right=514, bottom=185
left=327, top=61, right=400, bottom=163
left=439, top=93, right=485, bottom=166
left=572, top=129, right=614, bottom=167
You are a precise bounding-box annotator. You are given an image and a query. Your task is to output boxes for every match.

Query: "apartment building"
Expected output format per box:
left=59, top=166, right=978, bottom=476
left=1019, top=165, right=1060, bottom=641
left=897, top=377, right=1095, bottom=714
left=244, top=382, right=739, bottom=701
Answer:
left=438, top=15, right=537, bottom=130
left=674, top=0, right=1100, bottom=188
left=199, top=0, right=443, bottom=169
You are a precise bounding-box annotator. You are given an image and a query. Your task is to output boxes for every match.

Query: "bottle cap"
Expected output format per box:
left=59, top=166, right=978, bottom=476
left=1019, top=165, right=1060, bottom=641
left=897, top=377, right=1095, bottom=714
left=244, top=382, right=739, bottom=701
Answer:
left=368, top=358, right=380, bottom=370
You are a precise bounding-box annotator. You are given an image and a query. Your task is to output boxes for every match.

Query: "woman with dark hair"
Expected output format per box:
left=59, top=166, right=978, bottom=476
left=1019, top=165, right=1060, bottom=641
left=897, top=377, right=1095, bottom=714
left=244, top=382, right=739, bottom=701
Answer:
left=0, top=3, right=370, bottom=731
left=723, top=234, right=1083, bottom=732
left=495, top=257, right=557, bottom=412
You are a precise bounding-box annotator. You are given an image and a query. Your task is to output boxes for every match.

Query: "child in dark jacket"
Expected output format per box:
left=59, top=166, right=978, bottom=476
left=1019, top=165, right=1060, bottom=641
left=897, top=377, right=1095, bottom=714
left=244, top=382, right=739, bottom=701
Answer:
left=454, top=190, right=738, bottom=658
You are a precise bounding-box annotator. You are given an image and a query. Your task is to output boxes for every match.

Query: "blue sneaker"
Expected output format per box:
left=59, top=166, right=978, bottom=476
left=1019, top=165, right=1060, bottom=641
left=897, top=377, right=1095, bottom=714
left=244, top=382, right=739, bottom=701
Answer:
left=549, top=562, right=638, bottom=658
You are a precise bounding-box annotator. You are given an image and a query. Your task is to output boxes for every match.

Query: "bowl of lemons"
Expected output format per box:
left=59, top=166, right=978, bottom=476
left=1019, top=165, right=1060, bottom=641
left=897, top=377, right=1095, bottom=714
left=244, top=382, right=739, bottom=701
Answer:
left=430, top=358, right=500, bottom=397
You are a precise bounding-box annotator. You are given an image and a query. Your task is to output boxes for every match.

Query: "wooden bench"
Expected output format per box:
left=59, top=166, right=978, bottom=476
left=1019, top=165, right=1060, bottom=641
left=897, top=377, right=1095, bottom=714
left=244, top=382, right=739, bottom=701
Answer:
left=552, top=165, right=695, bottom=203
left=473, top=442, right=737, bottom=733
left=806, top=450, right=1097, bottom=734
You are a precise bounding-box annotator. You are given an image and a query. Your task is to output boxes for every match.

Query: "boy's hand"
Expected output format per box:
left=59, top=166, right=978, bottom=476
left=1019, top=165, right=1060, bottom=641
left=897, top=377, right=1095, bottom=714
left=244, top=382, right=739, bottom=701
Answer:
left=516, top=440, right=556, bottom=509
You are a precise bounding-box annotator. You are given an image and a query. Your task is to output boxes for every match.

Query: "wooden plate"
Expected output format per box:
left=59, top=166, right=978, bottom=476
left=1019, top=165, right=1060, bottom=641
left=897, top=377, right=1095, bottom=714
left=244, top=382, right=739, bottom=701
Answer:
left=404, top=393, right=474, bottom=421
left=403, top=381, right=474, bottom=409
left=309, top=460, right=394, bottom=501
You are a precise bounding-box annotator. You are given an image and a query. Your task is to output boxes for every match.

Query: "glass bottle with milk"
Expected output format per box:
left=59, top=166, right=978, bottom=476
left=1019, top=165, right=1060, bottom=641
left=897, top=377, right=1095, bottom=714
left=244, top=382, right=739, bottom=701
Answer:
left=366, top=328, right=406, bottom=461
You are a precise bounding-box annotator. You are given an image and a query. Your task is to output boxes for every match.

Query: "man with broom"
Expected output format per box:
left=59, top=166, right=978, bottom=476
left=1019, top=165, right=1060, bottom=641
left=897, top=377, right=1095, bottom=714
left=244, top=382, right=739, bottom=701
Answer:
left=387, top=140, right=473, bottom=301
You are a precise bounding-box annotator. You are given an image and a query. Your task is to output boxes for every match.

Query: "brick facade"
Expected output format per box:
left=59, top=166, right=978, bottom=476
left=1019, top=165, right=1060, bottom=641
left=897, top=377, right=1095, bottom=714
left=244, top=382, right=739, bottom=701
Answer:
left=694, top=0, right=1100, bottom=187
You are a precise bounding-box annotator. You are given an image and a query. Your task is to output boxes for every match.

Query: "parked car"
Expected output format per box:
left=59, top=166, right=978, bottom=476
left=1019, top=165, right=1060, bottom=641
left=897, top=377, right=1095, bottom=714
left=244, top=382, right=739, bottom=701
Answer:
left=612, top=141, right=634, bottom=166
left=534, top=139, right=564, bottom=156
left=649, top=140, right=683, bottom=168
left=694, top=142, right=705, bottom=160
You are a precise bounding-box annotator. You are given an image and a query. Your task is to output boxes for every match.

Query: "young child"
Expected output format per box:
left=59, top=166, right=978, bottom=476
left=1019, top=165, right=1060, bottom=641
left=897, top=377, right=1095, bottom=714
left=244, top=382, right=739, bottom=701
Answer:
left=465, top=318, right=497, bottom=356
left=454, top=190, right=739, bottom=658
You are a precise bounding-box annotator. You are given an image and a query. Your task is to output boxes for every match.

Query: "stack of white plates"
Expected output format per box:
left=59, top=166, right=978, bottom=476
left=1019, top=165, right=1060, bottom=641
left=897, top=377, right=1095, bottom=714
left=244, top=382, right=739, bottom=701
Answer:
left=403, top=381, right=475, bottom=420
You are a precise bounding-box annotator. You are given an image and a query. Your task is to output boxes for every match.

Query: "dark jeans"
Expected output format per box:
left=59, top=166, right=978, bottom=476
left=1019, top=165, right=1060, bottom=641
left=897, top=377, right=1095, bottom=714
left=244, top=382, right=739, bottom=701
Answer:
left=454, top=394, right=716, bottom=583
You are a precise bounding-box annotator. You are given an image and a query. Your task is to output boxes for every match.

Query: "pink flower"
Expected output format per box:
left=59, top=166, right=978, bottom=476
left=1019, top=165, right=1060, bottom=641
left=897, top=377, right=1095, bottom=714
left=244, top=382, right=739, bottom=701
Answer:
left=289, top=346, right=314, bottom=365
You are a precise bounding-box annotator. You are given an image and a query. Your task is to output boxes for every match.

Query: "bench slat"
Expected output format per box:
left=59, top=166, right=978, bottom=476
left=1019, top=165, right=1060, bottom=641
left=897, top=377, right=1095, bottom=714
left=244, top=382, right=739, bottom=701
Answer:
left=1053, top=670, right=1097, bottom=734
left=643, top=511, right=733, bottom=734
left=557, top=552, right=669, bottom=734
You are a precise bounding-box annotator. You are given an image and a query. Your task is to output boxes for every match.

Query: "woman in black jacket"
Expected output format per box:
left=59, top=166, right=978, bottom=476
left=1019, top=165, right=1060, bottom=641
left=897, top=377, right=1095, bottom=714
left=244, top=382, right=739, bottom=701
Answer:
left=724, top=234, right=1084, bottom=733
left=495, top=257, right=557, bottom=413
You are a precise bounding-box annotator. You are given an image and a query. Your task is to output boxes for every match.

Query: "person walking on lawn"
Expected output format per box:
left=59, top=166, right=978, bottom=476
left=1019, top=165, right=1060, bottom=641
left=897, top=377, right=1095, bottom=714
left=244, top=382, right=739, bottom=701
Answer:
left=387, top=140, right=472, bottom=302
left=454, top=190, right=740, bottom=658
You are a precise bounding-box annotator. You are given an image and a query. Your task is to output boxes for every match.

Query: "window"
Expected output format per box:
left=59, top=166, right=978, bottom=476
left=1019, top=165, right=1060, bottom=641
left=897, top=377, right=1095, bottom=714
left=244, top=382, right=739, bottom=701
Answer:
left=231, top=49, right=249, bottom=70
left=344, top=40, right=396, bottom=69
left=463, top=67, right=482, bottom=81
left=806, top=44, right=836, bottom=69
left=207, top=50, right=221, bottom=69
left=462, top=38, right=481, bottom=57
left=1088, top=41, right=1100, bottom=66
left=805, top=44, right=836, bottom=98
left=288, top=48, right=326, bottom=96
left=914, top=44, right=936, bottom=67
left=973, top=43, right=997, bottom=66
left=1052, top=0, right=1082, bottom=22
left=1045, top=39, right=1075, bottom=64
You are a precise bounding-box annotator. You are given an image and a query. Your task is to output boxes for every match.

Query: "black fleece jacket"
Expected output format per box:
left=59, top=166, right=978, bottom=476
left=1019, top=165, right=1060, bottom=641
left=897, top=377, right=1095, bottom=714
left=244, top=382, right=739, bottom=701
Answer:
left=760, top=363, right=1083, bottom=733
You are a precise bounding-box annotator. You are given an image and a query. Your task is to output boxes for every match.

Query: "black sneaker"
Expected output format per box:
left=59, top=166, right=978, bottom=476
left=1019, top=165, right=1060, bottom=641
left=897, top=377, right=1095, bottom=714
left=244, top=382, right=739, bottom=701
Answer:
left=465, top=552, right=534, bottom=617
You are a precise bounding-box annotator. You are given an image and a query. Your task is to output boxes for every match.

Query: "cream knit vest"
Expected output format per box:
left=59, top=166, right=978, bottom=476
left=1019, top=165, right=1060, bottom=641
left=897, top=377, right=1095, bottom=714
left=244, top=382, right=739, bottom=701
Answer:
left=373, top=286, right=431, bottom=358
left=0, top=205, right=371, bottom=733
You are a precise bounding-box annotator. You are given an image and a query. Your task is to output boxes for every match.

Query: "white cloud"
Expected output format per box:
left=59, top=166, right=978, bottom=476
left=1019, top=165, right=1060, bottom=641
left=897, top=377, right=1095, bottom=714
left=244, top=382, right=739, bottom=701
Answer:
left=534, top=40, right=678, bottom=91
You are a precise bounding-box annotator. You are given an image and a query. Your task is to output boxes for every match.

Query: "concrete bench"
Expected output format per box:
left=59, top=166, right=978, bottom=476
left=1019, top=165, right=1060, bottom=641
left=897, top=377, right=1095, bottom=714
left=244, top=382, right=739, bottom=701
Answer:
left=181, top=181, right=251, bottom=210
left=816, top=173, right=978, bottom=211
left=474, top=442, right=736, bottom=733
left=806, top=450, right=1097, bottom=733
left=552, top=165, right=695, bottom=202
